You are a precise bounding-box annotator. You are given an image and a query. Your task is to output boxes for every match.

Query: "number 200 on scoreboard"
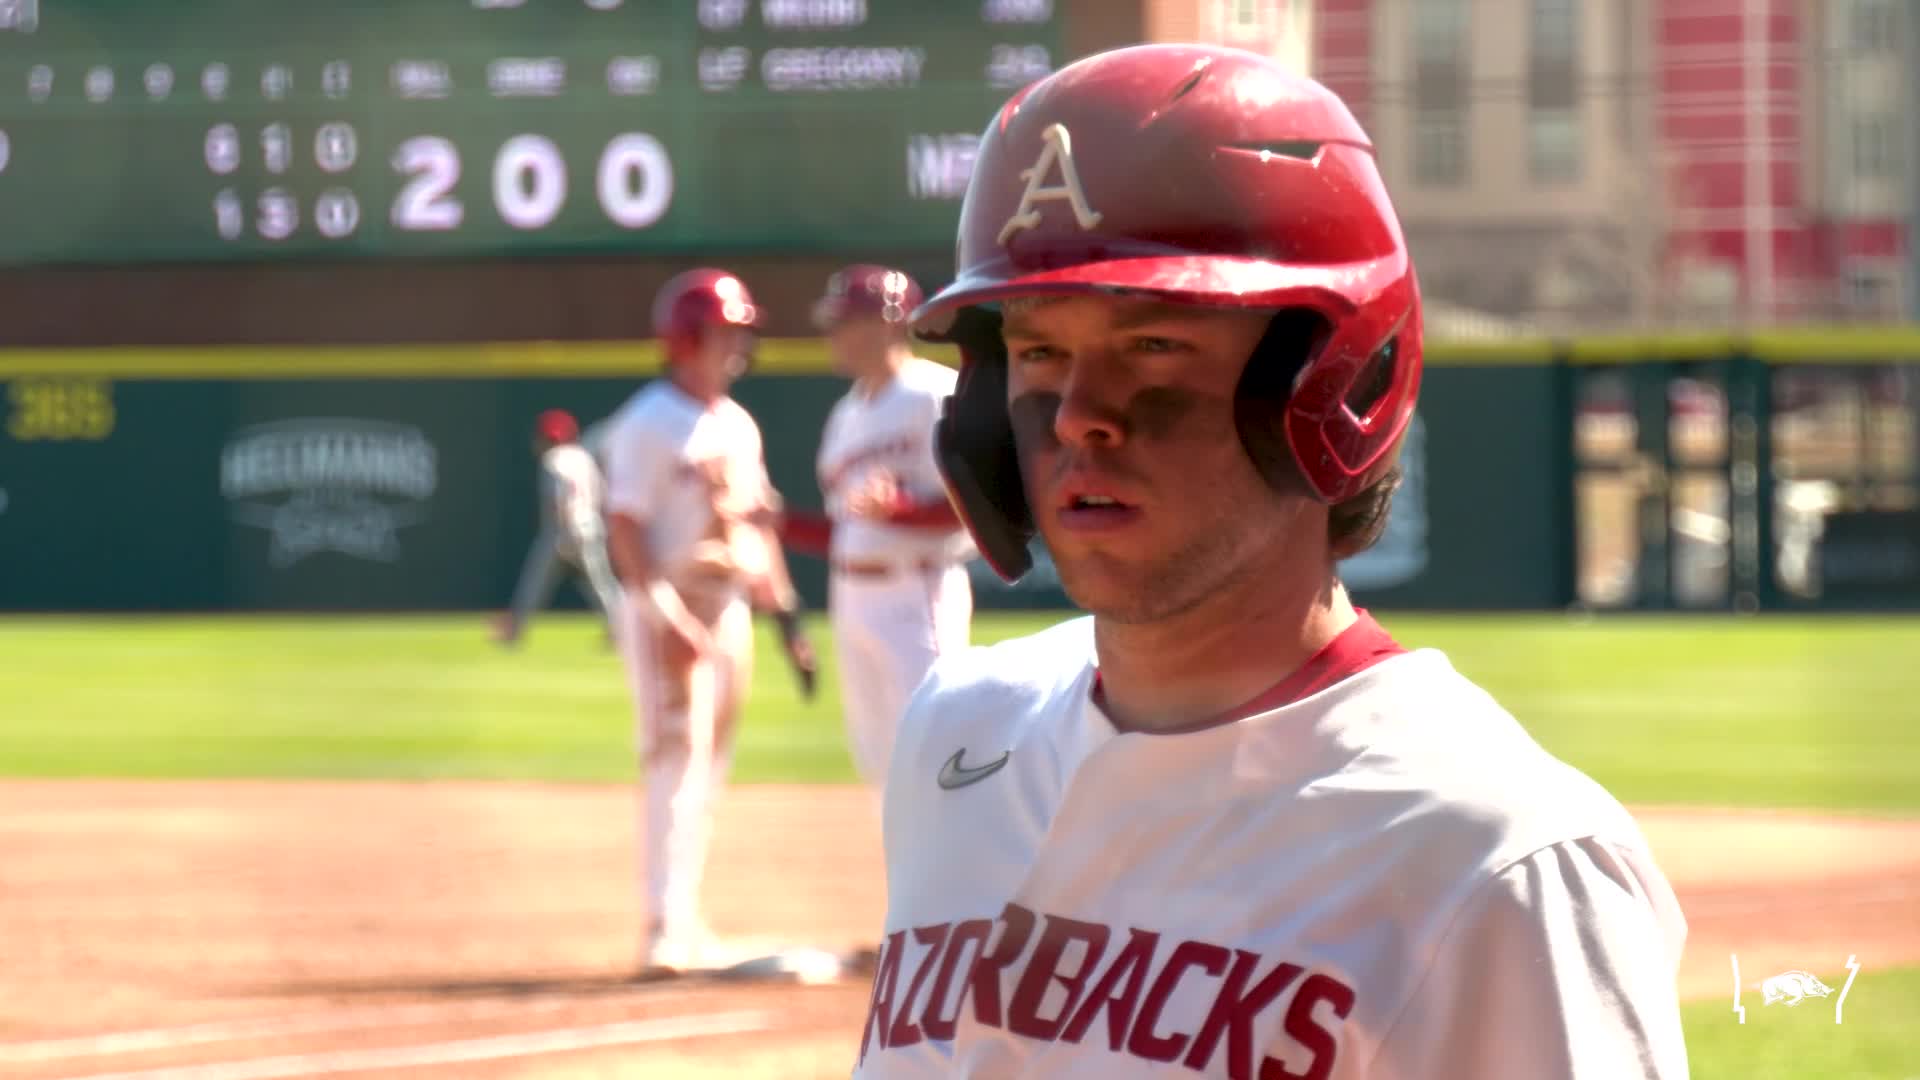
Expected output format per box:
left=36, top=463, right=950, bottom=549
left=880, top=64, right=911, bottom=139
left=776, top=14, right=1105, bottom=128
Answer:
left=204, top=122, right=674, bottom=241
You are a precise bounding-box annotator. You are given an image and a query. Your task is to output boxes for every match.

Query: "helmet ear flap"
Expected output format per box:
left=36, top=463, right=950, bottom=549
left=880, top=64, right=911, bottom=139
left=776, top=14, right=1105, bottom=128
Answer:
left=934, top=306, right=1036, bottom=582
left=1234, top=309, right=1327, bottom=498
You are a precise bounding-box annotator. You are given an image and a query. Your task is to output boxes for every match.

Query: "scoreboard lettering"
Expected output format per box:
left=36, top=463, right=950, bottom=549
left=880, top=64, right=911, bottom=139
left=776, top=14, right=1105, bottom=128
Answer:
left=759, top=0, right=868, bottom=29
left=0, top=0, right=1060, bottom=265
left=907, top=133, right=978, bottom=200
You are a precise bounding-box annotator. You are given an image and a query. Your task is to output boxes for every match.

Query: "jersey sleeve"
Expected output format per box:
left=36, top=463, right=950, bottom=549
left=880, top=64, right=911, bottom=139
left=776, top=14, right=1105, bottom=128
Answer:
left=906, top=378, right=954, bottom=500
left=815, top=399, right=843, bottom=497
left=580, top=418, right=613, bottom=465
left=1369, top=836, right=1689, bottom=1079
left=732, top=407, right=781, bottom=511
left=603, top=416, right=663, bottom=521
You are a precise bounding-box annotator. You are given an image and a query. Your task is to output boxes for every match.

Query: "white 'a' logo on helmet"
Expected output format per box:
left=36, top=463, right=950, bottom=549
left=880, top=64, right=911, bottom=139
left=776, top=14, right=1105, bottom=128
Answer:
left=996, top=123, right=1104, bottom=246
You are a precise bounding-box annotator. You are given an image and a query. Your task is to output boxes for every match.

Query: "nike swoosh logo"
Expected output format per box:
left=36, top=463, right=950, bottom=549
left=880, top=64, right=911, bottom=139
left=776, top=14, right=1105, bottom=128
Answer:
left=937, top=748, right=1010, bottom=790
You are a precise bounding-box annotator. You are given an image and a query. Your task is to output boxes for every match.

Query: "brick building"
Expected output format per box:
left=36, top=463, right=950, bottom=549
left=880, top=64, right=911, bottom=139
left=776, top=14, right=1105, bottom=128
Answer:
left=1145, top=0, right=1914, bottom=328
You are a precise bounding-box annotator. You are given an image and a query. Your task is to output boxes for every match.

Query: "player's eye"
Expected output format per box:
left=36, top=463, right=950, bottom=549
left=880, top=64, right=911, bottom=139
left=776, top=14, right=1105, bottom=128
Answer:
left=1130, top=335, right=1189, bottom=355
left=1012, top=344, right=1061, bottom=364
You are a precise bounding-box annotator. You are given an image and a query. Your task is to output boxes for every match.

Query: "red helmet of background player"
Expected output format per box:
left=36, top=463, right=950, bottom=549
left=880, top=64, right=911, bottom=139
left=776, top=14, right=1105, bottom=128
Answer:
left=912, top=43, right=1423, bottom=582
left=652, top=268, right=764, bottom=363
left=534, top=408, right=579, bottom=444
left=811, top=264, right=926, bottom=331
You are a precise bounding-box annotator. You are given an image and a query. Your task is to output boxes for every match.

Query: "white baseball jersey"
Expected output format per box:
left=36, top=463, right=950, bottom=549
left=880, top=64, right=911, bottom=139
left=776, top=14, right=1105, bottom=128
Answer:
left=580, top=418, right=614, bottom=471
left=856, top=613, right=1689, bottom=1079
left=604, top=380, right=776, bottom=581
left=539, top=443, right=607, bottom=544
left=817, top=356, right=974, bottom=565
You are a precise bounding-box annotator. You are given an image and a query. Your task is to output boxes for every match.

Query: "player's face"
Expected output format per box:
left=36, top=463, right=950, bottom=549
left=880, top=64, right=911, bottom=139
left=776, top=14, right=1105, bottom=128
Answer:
left=825, top=315, right=893, bottom=377
left=686, top=324, right=756, bottom=392
left=1001, top=295, right=1310, bottom=623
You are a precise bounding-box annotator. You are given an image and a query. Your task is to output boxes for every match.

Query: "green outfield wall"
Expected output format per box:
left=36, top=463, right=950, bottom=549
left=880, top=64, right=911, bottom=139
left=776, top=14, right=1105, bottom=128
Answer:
left=2, top=330, right=1914, bottom=613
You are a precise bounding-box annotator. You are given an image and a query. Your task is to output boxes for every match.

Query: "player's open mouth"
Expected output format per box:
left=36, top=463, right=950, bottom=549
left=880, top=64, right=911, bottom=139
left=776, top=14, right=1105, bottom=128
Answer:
left=1058, top=490, right=1141, bottom=532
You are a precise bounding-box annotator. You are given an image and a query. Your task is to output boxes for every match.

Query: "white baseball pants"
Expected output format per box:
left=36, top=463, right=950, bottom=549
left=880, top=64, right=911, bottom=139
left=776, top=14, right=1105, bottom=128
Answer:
left=617, top=579, right=753, bottom=948
left=829, top=562, right=972, bottom=793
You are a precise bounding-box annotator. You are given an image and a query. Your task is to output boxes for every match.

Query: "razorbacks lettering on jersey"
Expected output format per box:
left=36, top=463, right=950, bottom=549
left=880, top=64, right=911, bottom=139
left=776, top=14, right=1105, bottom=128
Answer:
left=817, top=356, right=975, bottom=566
left=856, top=614, right=1689, bottom=1079
left=603, top=380, right=775, bottom=580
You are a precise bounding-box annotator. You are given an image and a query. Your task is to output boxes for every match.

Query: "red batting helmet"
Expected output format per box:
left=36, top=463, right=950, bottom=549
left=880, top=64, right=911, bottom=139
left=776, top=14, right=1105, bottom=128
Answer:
left=914, top=43, right=1423, bottom=582
left=534, top=408, right=579, bottom=444
left=811, top=264, right=925, bottom=331
left=652, top=268, right=764, bottom=362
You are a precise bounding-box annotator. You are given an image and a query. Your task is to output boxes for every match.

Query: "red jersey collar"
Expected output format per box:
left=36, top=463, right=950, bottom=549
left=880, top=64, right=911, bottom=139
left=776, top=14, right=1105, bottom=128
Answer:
left=1090, top=610, right=1407, bottom=735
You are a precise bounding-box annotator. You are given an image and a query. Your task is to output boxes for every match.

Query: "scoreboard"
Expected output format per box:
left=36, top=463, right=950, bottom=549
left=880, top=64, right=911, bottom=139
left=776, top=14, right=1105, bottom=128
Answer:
left=0, top=0, right=1060, bottom=265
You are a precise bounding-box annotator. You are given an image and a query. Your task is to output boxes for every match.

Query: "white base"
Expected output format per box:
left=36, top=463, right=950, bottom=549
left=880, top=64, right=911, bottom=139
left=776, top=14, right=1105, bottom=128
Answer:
left=713, top=947, right=850, bottom=986
left=641, top=939, right=862, bottom=986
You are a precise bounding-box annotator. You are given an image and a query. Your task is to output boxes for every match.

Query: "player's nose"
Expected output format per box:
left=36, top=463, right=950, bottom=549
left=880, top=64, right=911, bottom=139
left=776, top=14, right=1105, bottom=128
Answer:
left=1053, top=360, right=1127, bottom=449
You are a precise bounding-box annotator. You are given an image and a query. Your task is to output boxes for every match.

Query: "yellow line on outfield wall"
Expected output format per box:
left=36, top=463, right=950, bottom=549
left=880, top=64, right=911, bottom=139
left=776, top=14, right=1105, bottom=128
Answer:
left=0, top=338, right=1561, bottom=378
left=1422, top=338, right=1558, bottom=364
left=1570, top=327, right=1920, bottom=364
left=1, top=327, right=1914, bottom=379
left=1746, top=326, right=1920, bottom=362
left=0, top=340, right=846, bottom=379
left=1566, top=332, right=1739, bottom=363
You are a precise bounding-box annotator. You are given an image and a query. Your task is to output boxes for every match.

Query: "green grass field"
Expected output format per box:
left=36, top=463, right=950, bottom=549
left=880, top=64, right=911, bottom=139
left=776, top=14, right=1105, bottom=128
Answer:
left=2, top=611, right=1916, bottom=1075
left=1681, top=963, right=1919, bottom=1080
left=2, top=611, right=1917, bottom=812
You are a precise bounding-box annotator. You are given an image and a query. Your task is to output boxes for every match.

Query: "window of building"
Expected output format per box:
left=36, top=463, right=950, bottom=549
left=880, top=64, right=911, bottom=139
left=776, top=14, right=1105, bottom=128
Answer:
left=1414, top=109, right=1466, bottom=185
left=1529, top=107, right=1582, bottom=182
left=1413, top=0, right=1468, bottom=63
left=1852, top=113, right=1895, bottom=177
left=1531, top=0, right=1578, bottom=59
left=1221, top=0, right=1268, bottom=34
left=1529, top=0, right=1579, bottom=105
left=1849, top=0, right=1897, bottom=52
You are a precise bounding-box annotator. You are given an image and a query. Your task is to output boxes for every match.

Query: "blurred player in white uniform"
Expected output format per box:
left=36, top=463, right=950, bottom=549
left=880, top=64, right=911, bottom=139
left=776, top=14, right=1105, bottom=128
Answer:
left=855, top=45, right=1689, bottom=1078
left=603, top=268, right=814, bottom=974
left=493, top=409, right=623, bottom=647
left=782, top=265, right=974, bottom=794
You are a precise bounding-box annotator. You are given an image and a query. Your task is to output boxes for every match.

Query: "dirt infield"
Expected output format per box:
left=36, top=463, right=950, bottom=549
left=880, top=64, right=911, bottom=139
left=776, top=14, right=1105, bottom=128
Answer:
left=1, top=782, right=1915, bottom=1079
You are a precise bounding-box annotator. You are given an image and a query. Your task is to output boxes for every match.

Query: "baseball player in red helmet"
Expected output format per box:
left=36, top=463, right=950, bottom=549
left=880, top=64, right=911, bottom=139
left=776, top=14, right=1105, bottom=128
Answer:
left=493, top=409, right=624, bottom=647
left=783, top=264, right=975, bottom=799
left=602, top=268, right=814, bottom=974
left=855, top=45, right=1688, bottom=1077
